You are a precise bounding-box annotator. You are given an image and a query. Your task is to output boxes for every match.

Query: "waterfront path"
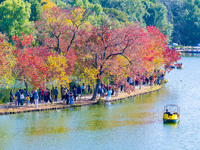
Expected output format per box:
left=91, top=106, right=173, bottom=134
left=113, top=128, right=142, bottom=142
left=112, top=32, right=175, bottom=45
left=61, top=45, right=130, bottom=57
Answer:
left=0, top=85, right=163, bottom=115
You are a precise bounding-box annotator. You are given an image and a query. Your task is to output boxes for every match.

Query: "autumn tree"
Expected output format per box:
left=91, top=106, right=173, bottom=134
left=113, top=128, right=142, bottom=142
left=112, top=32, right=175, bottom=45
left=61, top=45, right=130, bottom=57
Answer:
left=35, top=7, right=91, bottom=86
left=145, top=26, right=180, bottom=73
left=163, top=47, right=181, bottom=73
left=76, top=23, right=148, bottom=99
left=0, top=33, right=16, bottom=88
left=41, top=0, right=57, bottom=10
left=13, top=34, right=48, bottom=90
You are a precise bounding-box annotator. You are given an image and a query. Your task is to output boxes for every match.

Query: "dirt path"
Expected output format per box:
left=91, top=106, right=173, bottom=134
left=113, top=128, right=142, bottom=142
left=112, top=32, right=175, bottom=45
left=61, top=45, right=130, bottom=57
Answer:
left=0, top=85, right=164, bottom=115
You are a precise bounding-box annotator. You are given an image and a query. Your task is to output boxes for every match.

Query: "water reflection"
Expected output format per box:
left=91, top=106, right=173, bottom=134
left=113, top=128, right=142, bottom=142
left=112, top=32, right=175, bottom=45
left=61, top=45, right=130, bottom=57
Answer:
left=163, top=122, right=180, bottom=128
left=25, top=127, right=70, bottom=136
left=76, top=90, right=169, bottom=132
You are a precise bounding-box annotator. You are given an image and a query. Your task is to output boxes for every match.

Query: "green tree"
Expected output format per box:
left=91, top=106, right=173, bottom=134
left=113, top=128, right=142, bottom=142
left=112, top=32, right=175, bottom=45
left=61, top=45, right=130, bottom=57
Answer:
left=0, top=0, right=32, bottom=38
left=180, top=0, right=200, bottom=45
left=52, top=0, right=69, bottom=9
left=143, top=0, right=173, bottom=37
left=25, top=0, right=43, bottom=22
left=159, top=0, right=184, bottom=44
left=0, top=0, right=5, bottom=4
left=161, top=0, right=200, bottom=45
left=54, top=0, right=174, bottom=40
left=103, top=8, right=128, bottom=22
left=89, top=0, right=173, bottom=37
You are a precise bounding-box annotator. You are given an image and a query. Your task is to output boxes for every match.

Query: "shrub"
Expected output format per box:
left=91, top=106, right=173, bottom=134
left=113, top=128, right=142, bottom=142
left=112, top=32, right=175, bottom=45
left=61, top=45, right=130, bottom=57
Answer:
left=97, top=98, right=104, bottom=104
left=1, top=96, right=8, bottom=103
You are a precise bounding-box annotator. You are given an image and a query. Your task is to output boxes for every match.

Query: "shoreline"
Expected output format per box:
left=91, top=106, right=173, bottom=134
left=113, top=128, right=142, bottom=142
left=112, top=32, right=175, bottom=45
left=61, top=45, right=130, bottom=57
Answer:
left=0, top=85, right=164, bottom=116
left=104, top=85, right=164, bottom=102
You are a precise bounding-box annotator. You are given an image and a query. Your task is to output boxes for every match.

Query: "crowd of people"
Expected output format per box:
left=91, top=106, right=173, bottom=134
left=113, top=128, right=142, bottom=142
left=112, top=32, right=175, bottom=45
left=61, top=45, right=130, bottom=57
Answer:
left=98, top=70, right=165, bottom=100
left=9, top=87, right=58, bottom=108
left=8, top=70, right=165, bottom=108
left=61, top=83, right=86, bottom=104
left=9, top=83, right=87, bottom=108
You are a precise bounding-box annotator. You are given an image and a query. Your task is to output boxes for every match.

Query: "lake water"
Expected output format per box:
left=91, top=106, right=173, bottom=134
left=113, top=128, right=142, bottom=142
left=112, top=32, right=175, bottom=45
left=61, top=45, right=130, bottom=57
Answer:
left=0, top=56, right=200, bottom=150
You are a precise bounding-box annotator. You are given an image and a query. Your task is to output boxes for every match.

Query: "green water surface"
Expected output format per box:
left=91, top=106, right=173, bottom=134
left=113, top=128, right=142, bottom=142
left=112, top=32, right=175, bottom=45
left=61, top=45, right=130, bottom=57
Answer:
left=0, top=56, right=200, bottom=150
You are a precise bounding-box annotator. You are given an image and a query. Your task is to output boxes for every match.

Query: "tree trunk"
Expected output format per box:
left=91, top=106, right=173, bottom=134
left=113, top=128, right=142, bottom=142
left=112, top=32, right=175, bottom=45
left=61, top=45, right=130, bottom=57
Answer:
left=91, top=78, right=101, bottom=100
left=24, top=80, right=28, bottom=93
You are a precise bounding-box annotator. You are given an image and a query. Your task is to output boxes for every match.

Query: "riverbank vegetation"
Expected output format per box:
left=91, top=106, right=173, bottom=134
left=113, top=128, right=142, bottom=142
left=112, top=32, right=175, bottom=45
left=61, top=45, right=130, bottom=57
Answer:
left=0, top=0, right=180, bottom=101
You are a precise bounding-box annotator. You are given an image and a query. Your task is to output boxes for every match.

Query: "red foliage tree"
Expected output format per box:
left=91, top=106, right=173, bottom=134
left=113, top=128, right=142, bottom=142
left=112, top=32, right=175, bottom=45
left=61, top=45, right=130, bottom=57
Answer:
left=34, top=7, right=90, bottom=85
left=76, top=24, right=149, bottom=99
left=13, top=34, right=49, bottom=90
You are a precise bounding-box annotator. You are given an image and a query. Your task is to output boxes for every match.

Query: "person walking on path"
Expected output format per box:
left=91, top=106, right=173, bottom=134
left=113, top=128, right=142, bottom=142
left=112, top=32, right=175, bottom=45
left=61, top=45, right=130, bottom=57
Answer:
left=150, top=75, right=153, bottom=87
left=51, top=87, right=54, bottom=101
left=34, top=90, right=39, bottom=108
left=88, top=84, right=91, bottom=94
left=61, top=87, right=66, bottom=101
left=19, top=87, right=24, bottom=95
left=81, top=83, right=85, bottom=93
left=44, top=89, right=47, bottom=103
left=20, top=91, right=25, bottom=107
left=26, top=95, right=30, bottom=105
left=41, top=89, right=44, bottom=101
left=66, top=88, right=69, bottom=105
left=73, top=84, right=77, bottom=101
left=106, top=88, right=112, bottom=100
left=10, top=89, right=14, bottom=103
left=77, top=85, right=82, bottom=102
left=114, top=85, right=119, bottom=97
left=24, top=89, right=27, bottom=100
left=47, top=89, right=52, bottom=103
left=38, top=89, right=42, bottom=103
left=69, top=91, right=73, bottom=104
left=54, top=87, right=58, bottom=102
left=120, top=81, right=124, bottom=92
left=30, top=91, right=34, bottom=104
left=15, top=90, right=20, bottom=106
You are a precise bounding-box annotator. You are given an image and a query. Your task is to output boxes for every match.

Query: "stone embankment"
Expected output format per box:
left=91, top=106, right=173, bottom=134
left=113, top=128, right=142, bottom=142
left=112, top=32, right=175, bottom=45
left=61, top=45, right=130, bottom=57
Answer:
left=0, top=85, right=164, bottom=115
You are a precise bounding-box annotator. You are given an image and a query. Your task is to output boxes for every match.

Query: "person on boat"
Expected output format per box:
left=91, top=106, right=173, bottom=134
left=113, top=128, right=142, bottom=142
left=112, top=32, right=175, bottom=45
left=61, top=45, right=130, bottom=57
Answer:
left=164, top=109, right=171, bottom=115
left=173, top=111, right=179, bottom=117
left=173, top=111, right=178, bottom=115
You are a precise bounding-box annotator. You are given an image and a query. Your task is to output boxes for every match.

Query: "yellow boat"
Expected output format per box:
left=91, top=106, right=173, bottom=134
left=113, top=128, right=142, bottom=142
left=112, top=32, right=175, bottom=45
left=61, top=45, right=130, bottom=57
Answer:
left=163, top=104, right=180, bottom=123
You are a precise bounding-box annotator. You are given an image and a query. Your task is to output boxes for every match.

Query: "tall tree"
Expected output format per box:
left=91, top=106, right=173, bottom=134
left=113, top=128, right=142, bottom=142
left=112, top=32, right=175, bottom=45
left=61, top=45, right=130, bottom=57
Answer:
left=176, top=0, right=200, bottom=45
left=25, top=0, right=43, bottom=22
left=35, top=7, right=90, bottom=86
left=77, top=24, right=148, bottom=99
left=160, top=0, right=200, bottom=45
left=0, top=33, right=16, bottom=88
left=40, top=0, right=57, bottom=10
left=143, top=0, right=173, bottom=37
left=13, top=34, right=48, bottom=89
left=0, top=0, right=32, bottom=38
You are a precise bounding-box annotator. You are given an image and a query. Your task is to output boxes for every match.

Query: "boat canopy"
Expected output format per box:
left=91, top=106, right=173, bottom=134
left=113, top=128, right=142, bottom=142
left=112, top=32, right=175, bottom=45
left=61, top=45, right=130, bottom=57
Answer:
left=164, top=104, right=180, bottom=107
left=164, top=104, right=180, bottom=114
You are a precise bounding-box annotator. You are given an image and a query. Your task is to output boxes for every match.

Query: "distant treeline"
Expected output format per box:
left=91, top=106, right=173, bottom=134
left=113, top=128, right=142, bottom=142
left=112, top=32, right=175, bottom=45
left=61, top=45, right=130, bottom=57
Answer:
left=1, top=0, right=200, bottom=45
